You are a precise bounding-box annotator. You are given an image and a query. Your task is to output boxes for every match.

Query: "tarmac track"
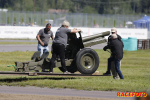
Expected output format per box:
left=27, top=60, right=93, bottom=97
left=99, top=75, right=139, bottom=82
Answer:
left=0, top=86, right=134, bottom=100
left=0, top=43, right=106, bottom=52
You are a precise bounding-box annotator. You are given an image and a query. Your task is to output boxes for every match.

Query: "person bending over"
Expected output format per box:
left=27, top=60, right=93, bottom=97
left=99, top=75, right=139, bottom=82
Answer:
left=49, top=20, right=81, bottom=74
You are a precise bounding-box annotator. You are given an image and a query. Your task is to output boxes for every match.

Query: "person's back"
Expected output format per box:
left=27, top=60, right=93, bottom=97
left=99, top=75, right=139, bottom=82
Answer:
left=53, top=27, right=71, bottom=47
left=49, top=20, right=81, bottom=74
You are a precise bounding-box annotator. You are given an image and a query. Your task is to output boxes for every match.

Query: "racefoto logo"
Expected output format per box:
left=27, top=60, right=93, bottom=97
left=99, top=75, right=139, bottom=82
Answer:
left=117, top=92, right=147, bottom=97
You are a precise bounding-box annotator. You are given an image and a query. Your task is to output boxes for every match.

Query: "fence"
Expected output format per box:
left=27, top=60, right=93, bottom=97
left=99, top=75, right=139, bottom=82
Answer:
left=0, top=11, right=145, bottom=28
left=137, top=39, right=150, bottom=49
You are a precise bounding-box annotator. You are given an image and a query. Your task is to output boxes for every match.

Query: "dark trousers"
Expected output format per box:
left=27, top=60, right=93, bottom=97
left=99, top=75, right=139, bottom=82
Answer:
left=49, top=43, right=67, bottom=72
left=107, top=56, right=124, bottom=79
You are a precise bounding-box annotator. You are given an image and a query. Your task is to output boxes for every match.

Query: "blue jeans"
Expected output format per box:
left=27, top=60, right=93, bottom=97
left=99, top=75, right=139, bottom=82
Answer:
left=107, top=56, right=124, bottom=79
left=37, top=44, right=49, bottom=57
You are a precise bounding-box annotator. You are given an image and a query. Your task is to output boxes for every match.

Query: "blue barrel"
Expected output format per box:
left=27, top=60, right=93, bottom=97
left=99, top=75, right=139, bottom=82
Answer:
left=127, top=37, right=137, bottom=51
left=122, top=37, right=137, bottom=51
left=122, top=38, right=128, bottom=50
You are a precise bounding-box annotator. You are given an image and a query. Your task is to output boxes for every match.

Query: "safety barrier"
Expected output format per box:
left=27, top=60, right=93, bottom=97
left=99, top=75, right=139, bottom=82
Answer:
left=137, top=39, right=150, bottom=49
left=0, top=26, right=148, bottom=39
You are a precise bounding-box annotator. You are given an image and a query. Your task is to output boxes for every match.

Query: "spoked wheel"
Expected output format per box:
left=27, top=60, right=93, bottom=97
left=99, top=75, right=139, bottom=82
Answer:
left=76, top=48, right=99, bottom=74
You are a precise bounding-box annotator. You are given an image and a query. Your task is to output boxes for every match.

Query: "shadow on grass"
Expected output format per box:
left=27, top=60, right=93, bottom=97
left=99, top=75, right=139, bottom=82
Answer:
left=0, top=77, right=76, bottom=83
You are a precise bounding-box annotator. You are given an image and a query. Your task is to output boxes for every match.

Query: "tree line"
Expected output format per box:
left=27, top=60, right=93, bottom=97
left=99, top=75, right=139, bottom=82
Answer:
left=0, top=0, right=150, bottom=15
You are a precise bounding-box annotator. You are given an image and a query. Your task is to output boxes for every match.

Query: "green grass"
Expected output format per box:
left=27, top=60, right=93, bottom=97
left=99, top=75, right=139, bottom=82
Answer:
left=0, top=49, right=150, bottom=92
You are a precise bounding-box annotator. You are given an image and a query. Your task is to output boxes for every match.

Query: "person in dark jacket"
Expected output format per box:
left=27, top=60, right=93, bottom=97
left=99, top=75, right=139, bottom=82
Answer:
left=103, top=34, right=124, bottom=79
left=103, top=27, right=123, bottom=76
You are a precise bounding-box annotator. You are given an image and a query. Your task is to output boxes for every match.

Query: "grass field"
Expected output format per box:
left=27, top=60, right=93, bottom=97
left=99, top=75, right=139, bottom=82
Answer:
left=0, top=49, right=150, bottom=92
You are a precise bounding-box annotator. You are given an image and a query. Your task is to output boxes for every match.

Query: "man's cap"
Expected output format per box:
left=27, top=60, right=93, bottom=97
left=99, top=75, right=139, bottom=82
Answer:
left=111, top=27, right=117, bottom=32
left=111, top=34, right=117, bottom=39
left=62, top=20, right=70, bottom=27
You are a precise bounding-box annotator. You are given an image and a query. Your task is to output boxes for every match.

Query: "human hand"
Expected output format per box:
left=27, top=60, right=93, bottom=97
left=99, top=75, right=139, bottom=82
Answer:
left=103, top=46, right=107, bottom=51
left=41, top=42, right=44, bottom=46
left=78, top=29, right=82, bottom=32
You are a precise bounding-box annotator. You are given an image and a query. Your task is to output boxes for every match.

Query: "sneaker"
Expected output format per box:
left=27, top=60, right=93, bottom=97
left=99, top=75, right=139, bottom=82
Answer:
left=113, top=75, right=120, bottom=79
left=49, top=72, right=53, bottom=74
left=103, top=72, right=111, bottom=76
left=113, top=76, right=120, bottom=79
left=63, top=71, right=71, bottom=74
left=42, top=69, right=49, bottom=72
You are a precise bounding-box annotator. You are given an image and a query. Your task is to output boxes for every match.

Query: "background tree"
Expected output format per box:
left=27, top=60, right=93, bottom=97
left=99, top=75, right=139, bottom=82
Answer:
left=0, top=0, right=149, bottom=15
